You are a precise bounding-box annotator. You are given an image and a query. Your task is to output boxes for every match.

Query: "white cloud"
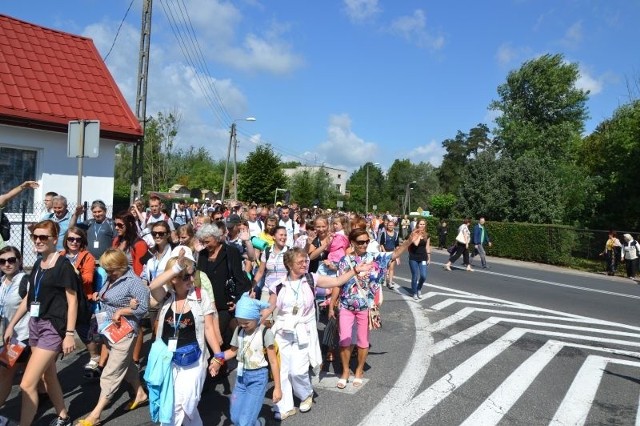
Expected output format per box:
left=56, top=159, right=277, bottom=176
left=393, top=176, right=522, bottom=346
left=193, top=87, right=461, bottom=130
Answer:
left=316, top=114, right=378, bottom=170
left=576, top=66, right=603, bottom=95
left=387, top=9, right=444, bottom=50
left=406, top=139, right=445, bottom=167
left=560, top=21, right=583, bottom=48
left=495, top=42, right=532, bottom=66
left=343, top=0, right=381, bottom=23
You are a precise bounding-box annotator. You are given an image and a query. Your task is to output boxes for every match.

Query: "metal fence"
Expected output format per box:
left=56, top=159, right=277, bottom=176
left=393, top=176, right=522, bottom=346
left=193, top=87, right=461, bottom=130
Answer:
left=4, top=200, right=113, bottom=268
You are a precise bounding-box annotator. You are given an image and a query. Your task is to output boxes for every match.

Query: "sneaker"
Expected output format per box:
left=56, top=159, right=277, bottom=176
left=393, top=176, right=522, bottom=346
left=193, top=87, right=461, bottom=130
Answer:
left=413, top=294, right=418, bottom=301
left=274, top=409, right=297, bottom=421
left=48, top=416, right=71, bottom=426
left=84, top=358, right=99, bottom=371
left=299, top=395, right=313, bottom=412
left=417, top=292, right=423, bottom=299
left=387, top=282, right=395, bottom=289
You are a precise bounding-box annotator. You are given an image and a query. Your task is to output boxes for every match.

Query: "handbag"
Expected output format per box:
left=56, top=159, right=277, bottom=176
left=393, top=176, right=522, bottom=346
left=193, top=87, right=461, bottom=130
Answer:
left=447, top=243, right=457, bottom=255
left=368, top=304, right=381, bottom=330
left=224, top=246, right=238, bottom=301
left=172, top=341, right=202, bottom=367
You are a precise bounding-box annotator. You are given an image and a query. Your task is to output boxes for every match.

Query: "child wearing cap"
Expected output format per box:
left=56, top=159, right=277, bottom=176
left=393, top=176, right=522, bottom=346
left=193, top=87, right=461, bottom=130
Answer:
left=209, top=292, right=281, bottom=426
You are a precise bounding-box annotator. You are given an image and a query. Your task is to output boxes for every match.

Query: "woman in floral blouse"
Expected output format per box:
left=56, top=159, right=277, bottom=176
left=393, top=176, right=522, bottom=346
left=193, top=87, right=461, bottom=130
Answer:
left=331, top=227, right=422, bottom=389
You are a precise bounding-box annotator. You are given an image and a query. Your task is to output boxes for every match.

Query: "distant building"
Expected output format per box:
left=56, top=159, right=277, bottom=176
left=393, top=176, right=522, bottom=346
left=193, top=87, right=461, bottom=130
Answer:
left=283, top=165, right=347, bottom=195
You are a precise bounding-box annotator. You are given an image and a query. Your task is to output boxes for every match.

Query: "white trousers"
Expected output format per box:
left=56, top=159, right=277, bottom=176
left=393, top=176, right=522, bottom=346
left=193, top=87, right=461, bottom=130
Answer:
left=162, top=355, right=207, bottom=426
left=275, top=332, right=313, bottom=413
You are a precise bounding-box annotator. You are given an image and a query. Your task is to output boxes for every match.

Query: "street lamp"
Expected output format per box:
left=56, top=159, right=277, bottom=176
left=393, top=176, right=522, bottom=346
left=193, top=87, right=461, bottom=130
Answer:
left=403, top=180, right=417, bottom=215
left=222, top=117, right=256, bottom=203
left=365, top=162, right=380, bottom=214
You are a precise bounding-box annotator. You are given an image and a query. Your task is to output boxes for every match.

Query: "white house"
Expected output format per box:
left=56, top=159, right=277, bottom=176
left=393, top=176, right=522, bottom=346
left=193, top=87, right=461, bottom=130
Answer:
left=0, top=14, right=141, bottom=261
left=282, top=165, right=348, bottom=195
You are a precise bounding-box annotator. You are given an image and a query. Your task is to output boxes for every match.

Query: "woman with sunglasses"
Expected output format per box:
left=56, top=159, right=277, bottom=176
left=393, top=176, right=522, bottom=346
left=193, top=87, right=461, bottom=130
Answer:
left=136, top=221, right=173, bottom=367
left=3, top=220, right=78, bottom=426
left=331, top=227, right=422, bottom=390
left=112, top=212, right=149, bottom=277
left=146, top=248, right=222, bottom=425
left=0, top=246, right=30, bottom=407
left=60, top=226, right=102, bottom=377
left=76, top=248, right=149, bottom=426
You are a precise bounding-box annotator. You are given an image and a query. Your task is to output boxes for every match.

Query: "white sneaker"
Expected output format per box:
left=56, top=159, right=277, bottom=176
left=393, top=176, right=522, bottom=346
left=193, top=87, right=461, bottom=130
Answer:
left=417, top=292, right=423, bottom=299
left=413, top=294, right=418, bottom=301
left=299, top=395, right=313, bottom=412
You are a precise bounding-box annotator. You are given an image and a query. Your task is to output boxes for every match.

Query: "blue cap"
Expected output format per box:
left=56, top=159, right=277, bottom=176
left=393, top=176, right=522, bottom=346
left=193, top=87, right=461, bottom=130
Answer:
left=235, top=292, right=269, bottom=321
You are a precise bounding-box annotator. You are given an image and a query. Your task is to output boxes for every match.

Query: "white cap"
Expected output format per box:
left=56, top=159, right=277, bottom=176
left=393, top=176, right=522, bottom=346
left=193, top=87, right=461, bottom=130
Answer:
left=193, top=198, right=199, bottom=203
left=214, top=199, right=222, bottom=204
left=170, top=245, right=196, bottom=263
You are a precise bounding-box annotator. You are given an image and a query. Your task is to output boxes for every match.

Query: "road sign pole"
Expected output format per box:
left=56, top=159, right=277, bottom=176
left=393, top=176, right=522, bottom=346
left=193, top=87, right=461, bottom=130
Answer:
left=76, top=120, right=86, bottom=205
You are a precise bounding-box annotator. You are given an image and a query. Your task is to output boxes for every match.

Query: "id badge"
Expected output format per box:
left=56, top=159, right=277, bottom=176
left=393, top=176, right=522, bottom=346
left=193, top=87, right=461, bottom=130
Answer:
left=30, top=302, right=40, bottom=317
left=93, top=241, right=100, bottom=249
left=237, top=361, right=244, bottom=377
left=167, top=337, right=178, bottom=352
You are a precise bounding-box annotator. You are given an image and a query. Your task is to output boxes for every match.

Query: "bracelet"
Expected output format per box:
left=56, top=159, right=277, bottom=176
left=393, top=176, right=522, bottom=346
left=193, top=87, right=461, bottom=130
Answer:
left=214, top=352, right=225, bottom=359
left=65, top=331, right=75, bottom=335
left=211, top=357, right=224, bottom=365
left=171, top=263, right=183, bottom=274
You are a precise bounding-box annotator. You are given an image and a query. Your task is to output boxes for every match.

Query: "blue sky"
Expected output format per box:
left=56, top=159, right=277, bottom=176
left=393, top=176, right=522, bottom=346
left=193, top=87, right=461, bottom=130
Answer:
left=3, top=0, right=639, bottom=172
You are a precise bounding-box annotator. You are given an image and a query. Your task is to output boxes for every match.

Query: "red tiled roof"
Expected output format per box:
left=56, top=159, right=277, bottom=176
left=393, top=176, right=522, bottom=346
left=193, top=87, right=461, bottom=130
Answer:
left=0, top=14, right=142, bottom=142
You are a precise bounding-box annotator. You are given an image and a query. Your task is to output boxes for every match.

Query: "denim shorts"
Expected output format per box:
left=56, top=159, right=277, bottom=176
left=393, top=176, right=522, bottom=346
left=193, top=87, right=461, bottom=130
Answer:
left=28, top=318, right=62, bottom=352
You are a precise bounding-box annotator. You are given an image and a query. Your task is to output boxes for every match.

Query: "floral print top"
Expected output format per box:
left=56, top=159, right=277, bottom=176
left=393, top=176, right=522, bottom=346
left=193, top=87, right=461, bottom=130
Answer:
left=337, top=252, right=393, bottom=311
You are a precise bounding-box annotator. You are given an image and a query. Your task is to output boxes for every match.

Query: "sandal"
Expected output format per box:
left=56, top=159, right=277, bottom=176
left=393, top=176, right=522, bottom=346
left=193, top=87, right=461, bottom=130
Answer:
left=76, top=419, right=102, bottom=426
left=353, top=377, right=364, bottom=388
left=336, top=378, right=348, bottom=389
left=125, top=397, right=149, bottom=411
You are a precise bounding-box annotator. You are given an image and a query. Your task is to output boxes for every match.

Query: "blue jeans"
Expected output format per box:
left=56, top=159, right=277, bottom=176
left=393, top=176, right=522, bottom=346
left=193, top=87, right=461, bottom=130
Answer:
left=230, top=367, right=269, bottom=426
left=409, top=259, right=427, bottom=295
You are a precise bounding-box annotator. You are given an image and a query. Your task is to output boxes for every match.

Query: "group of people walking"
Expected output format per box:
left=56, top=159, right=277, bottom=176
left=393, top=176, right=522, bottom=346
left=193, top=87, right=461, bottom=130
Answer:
left=1, top=184, right=431, bottom=426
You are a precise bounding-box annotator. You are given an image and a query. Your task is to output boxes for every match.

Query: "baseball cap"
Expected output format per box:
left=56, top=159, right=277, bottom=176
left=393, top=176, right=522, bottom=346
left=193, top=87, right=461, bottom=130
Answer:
left=226, top=214, right=241, bottom=226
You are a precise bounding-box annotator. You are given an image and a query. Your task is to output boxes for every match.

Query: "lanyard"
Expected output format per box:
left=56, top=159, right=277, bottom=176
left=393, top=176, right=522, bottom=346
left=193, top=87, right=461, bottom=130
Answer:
left=151, top=246, right=169, bottom=280
left=0, top=276, right=15, bottom=316
left=172, top=295, right=189, bottom=338
left=93, top=221, right=104, bottom=240
left=34, top=268, right=45, bottom=302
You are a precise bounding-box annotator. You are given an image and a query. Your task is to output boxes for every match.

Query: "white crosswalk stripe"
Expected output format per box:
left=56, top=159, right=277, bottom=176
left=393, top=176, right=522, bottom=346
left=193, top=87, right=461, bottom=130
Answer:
left=359, top=280, right=640, bottom=426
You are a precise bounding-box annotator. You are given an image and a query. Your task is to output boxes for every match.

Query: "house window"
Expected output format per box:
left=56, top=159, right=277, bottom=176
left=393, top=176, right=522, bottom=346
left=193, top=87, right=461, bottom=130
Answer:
left=338, top=174, right=341, bottom=179
left=335, top=184, right=341, bottom=192
left=0, top=146, right=37, bottom=213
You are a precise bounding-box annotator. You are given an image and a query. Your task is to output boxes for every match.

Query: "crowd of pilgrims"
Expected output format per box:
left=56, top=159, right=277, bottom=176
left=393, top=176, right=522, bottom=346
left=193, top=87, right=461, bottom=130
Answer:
left=0, top=182, right=430, bottom=426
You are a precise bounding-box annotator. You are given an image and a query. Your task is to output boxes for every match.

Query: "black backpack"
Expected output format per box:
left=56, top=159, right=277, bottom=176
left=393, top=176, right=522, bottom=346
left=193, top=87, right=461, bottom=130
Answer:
left=0, top=211, right=10, bottom=241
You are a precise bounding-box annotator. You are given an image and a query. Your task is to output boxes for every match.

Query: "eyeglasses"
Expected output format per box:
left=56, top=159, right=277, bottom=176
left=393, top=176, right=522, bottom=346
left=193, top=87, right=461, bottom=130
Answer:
left=0, top=257, right=18, bottom=266
left=212, top=216, right=223, bottom=221
left=31, top=234, right=52, bottom=242
left=180, top=271, right=196, bottom=281
left=295, top=259, right=310, bottom=266
left=355, top=239, right=370, bottom=246
left=67, top=237, right=82, bottom=244
left=152, top=231, right=167, bottom=238
left=114, top=222, right=125, bottom=228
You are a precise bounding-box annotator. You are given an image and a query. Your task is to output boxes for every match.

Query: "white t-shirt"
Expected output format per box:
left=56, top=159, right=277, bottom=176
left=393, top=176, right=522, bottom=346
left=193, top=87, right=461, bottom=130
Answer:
left=279, top=218, right=298, bottom=247
left=248, top=220, right=263, bottom=238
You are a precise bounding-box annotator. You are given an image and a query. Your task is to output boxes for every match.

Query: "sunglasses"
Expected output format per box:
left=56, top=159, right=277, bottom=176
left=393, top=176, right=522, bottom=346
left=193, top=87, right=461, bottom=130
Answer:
left=152, top=231, right=167, bottom=238
left=67, top=237, right=82, bottom=244
left=31, top=234, right=52, bottom=242
left=0, top=257, right=18, bottom=266
left=355, top=239, right=370, bottom=246
left=114, top=222, right=125, bottom=228
left=180, top=270, right=196, bottom=281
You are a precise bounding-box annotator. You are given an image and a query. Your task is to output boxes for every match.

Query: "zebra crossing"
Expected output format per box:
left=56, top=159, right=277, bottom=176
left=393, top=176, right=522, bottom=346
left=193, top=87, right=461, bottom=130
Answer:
left=360, top=282, right=640, bottom=426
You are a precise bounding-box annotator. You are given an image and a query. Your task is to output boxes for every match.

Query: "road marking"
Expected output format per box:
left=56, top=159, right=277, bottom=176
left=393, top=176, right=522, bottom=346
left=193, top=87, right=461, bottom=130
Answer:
left=462, top=341, right=640, bottom=426
left=429, top=261, right=640, bottom=300
left=358, top=283, right=434, bottom=426
left=550, top=355, right=640, bottom=426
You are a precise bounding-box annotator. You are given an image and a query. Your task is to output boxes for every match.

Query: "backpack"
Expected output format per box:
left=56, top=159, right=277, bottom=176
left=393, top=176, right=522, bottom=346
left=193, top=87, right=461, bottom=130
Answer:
left=261, top=326, right=280, bottom=380
left=0, top=211, right=10, bottom=241
left=274, top=272, right=315, bottom=296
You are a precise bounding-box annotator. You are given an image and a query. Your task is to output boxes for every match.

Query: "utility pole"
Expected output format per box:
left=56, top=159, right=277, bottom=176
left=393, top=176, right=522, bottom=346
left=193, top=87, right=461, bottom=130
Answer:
left=232, top=128, right=238, bottom=201
left=221, top=122, right=235, bottom=203
left=130, top=0, right=153, bottom=204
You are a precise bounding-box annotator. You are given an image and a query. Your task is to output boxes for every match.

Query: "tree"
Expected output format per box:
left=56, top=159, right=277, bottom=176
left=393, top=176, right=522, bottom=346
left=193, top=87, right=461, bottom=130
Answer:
left=289, top=170, right=315, bottom=207
left=490, top=53, right=589, bottom=161
left=430, top=193, right=457, bottom=219
left=346, top=163, right=384, bottom=213
left=142, top=111, right=181, bottom=191
left=238, top=144, right=287, bottom=204
left=579, top=99, right=640, bottom=229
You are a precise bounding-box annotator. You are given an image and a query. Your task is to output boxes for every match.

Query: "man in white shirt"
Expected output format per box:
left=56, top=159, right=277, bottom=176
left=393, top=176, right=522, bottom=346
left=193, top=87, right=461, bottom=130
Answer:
left=246, top=207, right=263, bottom=238
left=278, top=205, right=298, bottom=247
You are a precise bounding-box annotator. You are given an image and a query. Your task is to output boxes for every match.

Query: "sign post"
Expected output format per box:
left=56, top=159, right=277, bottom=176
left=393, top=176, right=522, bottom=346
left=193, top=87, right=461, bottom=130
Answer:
left=68, top=120, right=100, bottom=205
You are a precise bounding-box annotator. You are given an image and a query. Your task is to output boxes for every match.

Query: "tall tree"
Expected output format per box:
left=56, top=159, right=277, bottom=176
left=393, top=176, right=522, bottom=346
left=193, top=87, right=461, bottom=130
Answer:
left=238, top=144, right=287, bottom=204
left=490, top=53, right=589, bottom=161
left=142, top=111, right=181, bottom=191
left=289, top=170, right=315, bottom=207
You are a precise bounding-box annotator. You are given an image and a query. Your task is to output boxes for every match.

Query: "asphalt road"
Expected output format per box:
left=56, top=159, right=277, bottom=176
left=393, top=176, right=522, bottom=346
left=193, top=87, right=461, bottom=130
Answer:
left=3, top=249, right=639, bottom=425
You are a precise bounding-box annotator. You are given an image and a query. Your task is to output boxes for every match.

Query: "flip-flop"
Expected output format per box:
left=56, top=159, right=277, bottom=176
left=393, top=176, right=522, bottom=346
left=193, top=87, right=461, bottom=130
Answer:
left=125, top=397, right=149, bottom=411
left=352, top=377, right=363, bottom=388
left=336, top=378, right=348, bottom=389
left=76, top=418, right=102, bottom=426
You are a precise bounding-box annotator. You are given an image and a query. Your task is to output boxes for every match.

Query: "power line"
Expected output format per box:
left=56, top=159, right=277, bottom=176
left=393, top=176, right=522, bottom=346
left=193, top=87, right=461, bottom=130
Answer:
left=103, top=0, right=136, bottom=63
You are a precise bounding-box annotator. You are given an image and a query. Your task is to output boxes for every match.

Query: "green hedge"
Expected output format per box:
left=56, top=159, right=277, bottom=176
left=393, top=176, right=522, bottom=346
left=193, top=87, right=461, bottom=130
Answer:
left=416, top=217, right=583, bottom=266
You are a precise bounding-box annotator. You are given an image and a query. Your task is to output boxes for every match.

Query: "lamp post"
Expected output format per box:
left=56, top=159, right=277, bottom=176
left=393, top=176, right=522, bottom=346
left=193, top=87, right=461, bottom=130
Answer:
left=403, top=180, right=417, bottom=215
left=365, top=162, right=380, bottom=214
left=222, top=117, right=256, bottom=203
